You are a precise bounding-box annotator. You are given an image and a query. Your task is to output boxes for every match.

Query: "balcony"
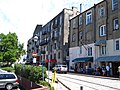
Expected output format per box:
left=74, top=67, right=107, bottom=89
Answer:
left=42, top=30, right=47, bottom=35
left=40, top=38, right=50, bottom=46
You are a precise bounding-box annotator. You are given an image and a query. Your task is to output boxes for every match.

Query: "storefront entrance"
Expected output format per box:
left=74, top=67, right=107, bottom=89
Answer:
left=112, top=62, right=120, bottom=77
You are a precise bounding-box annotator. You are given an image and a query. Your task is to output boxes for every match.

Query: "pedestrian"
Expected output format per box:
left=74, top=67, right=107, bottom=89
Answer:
left=106, top=64, right=110, bottom=76
left=102, top=67, right=106, bottom=76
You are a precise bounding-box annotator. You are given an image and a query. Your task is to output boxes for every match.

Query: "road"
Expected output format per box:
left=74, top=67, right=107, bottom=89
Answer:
left=56, top=72, right=120, bottom=90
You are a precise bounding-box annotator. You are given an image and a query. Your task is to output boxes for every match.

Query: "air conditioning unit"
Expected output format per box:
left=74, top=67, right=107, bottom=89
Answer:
left=115, top=24, right=119, bottom=29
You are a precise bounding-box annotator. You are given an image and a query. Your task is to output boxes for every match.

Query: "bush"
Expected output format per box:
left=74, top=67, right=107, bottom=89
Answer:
left=1, top=67, right=15, bottom=72
left=15, top=64, right=47, bottom=83
left=39, top=80, right=49, bottom=86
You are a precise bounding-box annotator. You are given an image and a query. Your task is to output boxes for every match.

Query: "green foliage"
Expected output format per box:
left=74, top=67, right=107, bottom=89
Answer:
left=39, top=80, right=49, bottom=86
left=0, top=32, right=26, bottom=66
left=1, top=67, right=15, bottom=72
left=15, top=64, right=47, bottom=83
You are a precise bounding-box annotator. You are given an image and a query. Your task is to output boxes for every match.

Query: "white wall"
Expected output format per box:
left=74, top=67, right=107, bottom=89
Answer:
left=107, top=38, right=120, bottom=56
left=69, top=43, right=95, bottom=71
left=69, top=47, right=80, bottom=70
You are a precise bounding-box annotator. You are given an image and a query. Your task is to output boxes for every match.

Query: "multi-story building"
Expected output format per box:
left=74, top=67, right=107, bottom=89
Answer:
left=40, top=7, right=79, bottom=68
left=69, top=0, right=120, bottom=76
left=27, top=7, right=79, bottom=68
left=27, top=25, right=42, bottom=64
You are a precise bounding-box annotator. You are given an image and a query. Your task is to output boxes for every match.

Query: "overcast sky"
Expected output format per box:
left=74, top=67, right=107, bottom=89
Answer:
left=0, top=0, right=103, bottom=50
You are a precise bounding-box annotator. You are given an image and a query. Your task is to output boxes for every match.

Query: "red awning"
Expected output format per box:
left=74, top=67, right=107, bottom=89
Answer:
left=45, top=59, right=57, bottom=63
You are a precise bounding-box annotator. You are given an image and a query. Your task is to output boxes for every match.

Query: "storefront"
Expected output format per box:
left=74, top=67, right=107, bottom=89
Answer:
left=72, top=57, right=93, bottom=74
left=96, top=55, right=120, bottom=77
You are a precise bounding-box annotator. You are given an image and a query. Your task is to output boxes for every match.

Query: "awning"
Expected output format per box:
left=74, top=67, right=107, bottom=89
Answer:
left=45, top=59, right=57, bottom=63
left=96, top=55, right=120, bottom=62
left=72, top=57, right=93, bottom=63
left=95, top=40, right=106, bottom=46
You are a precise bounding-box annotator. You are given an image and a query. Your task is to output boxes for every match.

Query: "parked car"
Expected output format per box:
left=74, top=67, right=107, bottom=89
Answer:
left=55, top=64, right=68, bottom=74
left=0, top=71, right=19, bottom=90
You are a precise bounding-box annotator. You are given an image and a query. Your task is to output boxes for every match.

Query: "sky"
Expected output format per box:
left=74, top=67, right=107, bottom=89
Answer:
left=0, top=0, right=103, bottom=50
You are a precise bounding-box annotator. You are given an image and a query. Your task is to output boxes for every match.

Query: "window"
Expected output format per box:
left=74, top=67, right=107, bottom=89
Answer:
left=80, top=46, right=82, bottom=54
left=55, top=19, right=57, bottom=25
left=113, top=18, right=119, bottom=30
left=79, top=31, right=83, bottom=40
left=51, top=22, right=53, bottom=29
left=79, top=15, right=82, bottom=25
left=54, top=43, right=56, bottom=49
left=46, top=55, right=48, bottom=59
left=112, top=0, right=118, bottom=10
left=88, top=47, right=92, bottom=56
left=99, top=25, right=106, bottom=36
left=54, top=53, right=56, bottom=59
left=86, top=11, right=92, bottom=25
left=72, top=33, right=76, bottom=42
left=60, top=15, right=62, bottom=25
left=58, top=52, right=60, bottom=59
left=73, top=19, right=76, bottom=28
left=99, top=7, right=105, bottom=17
left=59, top=27, right=62, bottom=36
left=101, top=46, right=106, bottom=55
left=115, top=40, right=119, bottom=50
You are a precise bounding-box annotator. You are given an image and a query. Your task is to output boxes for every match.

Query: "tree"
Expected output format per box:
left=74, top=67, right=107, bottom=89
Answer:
left=0, top=32, right=26, bottom=66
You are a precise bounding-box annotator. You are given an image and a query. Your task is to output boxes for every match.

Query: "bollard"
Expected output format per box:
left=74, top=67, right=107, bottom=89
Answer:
left=80, top=86, right=83, bottom=90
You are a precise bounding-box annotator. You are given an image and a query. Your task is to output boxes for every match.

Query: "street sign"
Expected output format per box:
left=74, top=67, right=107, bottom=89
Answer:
left=32, top=52, right=37, bottom=57
left=33, top=58, right=36, bottom=63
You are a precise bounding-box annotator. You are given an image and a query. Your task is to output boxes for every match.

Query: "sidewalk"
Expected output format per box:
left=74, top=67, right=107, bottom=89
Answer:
left=46, top=71, right=68, bottom=90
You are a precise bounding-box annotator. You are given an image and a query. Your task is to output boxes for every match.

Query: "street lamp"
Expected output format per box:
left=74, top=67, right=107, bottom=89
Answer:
left=33, top=35, right=44, bottom=80
left=33, top=35, right=38, bottom=64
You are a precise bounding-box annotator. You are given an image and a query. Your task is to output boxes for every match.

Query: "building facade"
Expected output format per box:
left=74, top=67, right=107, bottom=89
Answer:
left=27, top=7, right=79, bottom=68
left=69, top=0, right=120, bottom=76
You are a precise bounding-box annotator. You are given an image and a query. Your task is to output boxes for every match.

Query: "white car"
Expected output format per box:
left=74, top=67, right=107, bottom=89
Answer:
left=0, top=70, right=19, bottom=90
left=55, top=64, right=68, bottom=74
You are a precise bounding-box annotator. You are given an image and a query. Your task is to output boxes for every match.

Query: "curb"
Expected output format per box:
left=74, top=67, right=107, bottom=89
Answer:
left=69, top=72, right=120, bottom=80
left=57, top=78, right=71, bottom=90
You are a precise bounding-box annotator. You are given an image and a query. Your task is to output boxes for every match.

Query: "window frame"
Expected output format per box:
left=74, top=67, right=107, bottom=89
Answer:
left=113, top=18, right=119, bottom=30
left=99, top=7, right=105, bottom=17
left=79, top=15, right=82, bottom=25
left=99, top=25, right=106, bottom=36
left=88, top=47, right=92, bottom=56
left=101, top=46, right=106, bottom=55
left=72, top=33, right=76, bottom=42
left=80, top=46, right=82, bottom=54
left=112, top=0, right=118, bottom=10
left=115, top=40, right=119, bottom=50
left=86, top=10, right=92, bottom=25
left=79, top=31, right=83, bottom=40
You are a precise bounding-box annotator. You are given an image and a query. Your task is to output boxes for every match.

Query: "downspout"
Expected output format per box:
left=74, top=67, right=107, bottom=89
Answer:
left=94, top=4, right=96, bottom=66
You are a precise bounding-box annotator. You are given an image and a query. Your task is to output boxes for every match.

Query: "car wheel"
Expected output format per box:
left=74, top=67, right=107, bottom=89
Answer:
left=5, top=84, right=13, bottom=90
